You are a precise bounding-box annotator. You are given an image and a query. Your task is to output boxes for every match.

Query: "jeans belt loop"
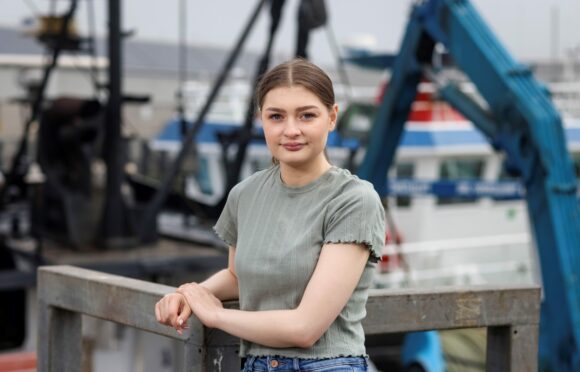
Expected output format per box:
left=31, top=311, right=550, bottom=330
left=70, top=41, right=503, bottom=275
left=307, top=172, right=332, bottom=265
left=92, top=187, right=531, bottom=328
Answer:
left=247, top=355, right=256, bottom=369
left=293, top=357, right=300, bottom=371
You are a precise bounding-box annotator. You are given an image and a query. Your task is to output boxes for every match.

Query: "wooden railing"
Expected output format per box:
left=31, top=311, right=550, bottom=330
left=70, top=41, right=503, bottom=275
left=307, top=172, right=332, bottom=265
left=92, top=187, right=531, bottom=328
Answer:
left=37, top=265, right=541, bottom=372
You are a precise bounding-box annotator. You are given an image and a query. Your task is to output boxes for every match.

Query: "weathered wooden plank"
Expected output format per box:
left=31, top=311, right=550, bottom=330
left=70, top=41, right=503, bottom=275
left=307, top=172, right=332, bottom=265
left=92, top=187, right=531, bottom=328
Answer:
left=204, top=328, right=241, bottom=371
left=51, top=307, right=82, bottom=372
left=486, top=324, right=539, bottom=372
left=40, top=266, right=540, bottom=337
left=363, top=286, right=541, bottom=334
left=184, top=329, right=240, bottom=372
left=38, top=265, right=196, bottom=342
left=37, top=305, right=82, bottom=372
left=37, top=299, right=50, bottom=372
left=184, top=338, right=203, bottom=372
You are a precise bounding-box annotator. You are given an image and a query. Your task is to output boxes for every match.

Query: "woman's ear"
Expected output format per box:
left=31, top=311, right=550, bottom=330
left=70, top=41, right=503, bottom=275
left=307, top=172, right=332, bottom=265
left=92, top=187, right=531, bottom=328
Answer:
left=329, top=104, right=339, bottom=131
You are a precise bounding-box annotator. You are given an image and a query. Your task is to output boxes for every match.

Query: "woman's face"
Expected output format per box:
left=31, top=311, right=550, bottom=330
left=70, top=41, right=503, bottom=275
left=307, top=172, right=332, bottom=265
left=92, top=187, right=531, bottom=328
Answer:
left=260, top=85, right=338, bottom=169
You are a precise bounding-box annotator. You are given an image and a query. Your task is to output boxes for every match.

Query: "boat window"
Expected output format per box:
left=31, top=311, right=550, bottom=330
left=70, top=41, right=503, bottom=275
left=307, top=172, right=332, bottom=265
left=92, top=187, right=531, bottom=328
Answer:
left=498, top=166, right=520, bottom=181
left=437, top=158, right=484, bottom=205
left=396, top=162, right=414, bottom=207
left=336, top=102, right=376, bottom=145
left=195, top=157, right=213, bottom=195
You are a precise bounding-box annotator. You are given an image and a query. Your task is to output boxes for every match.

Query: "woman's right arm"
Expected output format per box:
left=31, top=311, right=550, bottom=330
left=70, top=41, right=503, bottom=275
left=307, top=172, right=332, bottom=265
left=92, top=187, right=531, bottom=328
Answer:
left=155, top=246, right=238, bottom=332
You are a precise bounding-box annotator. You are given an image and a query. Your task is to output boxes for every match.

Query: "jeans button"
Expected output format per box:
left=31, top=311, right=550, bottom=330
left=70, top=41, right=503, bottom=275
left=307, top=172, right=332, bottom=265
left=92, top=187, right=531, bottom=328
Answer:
left=270, top=359, right=279, bottom=368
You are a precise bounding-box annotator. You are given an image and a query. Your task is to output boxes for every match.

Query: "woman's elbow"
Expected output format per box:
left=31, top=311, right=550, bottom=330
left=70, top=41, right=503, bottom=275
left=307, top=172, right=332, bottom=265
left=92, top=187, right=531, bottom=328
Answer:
left=295, top=334, right=318, bottom=349
left=289, top=319, right=323, bottom=348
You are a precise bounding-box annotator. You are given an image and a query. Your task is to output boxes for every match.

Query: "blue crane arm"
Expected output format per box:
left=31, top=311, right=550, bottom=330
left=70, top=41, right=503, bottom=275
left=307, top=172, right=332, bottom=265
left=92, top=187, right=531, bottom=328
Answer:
left=357, top=0, right=580, bottom=370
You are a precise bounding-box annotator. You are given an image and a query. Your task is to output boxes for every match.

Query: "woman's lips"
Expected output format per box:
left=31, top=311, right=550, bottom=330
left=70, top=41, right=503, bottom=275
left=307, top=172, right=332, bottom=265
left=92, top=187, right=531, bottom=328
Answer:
left=282, top=143, right=304, bottom=151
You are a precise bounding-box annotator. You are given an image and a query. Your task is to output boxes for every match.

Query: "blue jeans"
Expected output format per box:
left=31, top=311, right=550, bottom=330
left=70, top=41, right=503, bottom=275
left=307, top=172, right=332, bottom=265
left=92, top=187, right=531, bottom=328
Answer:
left=242, top=355, right=368, bottom=371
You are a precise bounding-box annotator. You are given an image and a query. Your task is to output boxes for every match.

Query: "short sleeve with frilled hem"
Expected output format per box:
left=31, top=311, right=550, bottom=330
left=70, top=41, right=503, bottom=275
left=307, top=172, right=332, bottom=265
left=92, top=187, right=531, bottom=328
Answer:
left=213, top=183, right=242, bottom=247
left=323, top=182, right=385, bottom=263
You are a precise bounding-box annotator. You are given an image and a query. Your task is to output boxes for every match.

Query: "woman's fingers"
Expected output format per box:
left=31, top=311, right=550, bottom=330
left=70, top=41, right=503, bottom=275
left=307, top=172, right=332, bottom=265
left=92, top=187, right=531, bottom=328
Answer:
left=155, top=292, right=192, bottom=333
left=178, top=302, right=192, bottom=328
left=156, top=297, right=171, bottom=324
left=154, top=301, right=161, bottom=322
left=168, top=295, right=183, bottom=328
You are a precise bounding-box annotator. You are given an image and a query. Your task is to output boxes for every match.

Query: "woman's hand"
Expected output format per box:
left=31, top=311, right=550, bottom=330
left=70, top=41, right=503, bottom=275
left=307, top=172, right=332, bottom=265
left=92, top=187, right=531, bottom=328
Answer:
left=155, top=292, right=192, bottom=335
left=177, top=283, right=224, bottom=328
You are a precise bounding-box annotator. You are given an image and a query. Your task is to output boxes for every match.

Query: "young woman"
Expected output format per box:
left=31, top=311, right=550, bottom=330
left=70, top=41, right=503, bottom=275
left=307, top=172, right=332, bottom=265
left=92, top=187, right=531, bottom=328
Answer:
left=155, top=58, right=385, bottom=371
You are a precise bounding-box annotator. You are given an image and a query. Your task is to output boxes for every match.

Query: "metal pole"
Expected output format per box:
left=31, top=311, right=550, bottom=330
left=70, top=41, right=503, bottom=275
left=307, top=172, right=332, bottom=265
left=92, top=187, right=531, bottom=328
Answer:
left=1, top=0, right=78, bottom=206
left=325, top=24, right=353, bottom=103
left=227, top=0, right=285, bottom=191
left=139, top=0, right=268, bottom=243
left=177, top=0, right=188, bottom=137
left=100, top=0, right=131, bottom=248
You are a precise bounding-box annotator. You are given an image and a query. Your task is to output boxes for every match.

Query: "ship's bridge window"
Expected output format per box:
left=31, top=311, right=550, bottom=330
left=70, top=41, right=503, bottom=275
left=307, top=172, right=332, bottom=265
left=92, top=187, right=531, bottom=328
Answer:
left=336, top=102, right=376, bottom=145
left=395, top=162, right=414, bottom=207
left=195, top=157, right=213, bottom=195
left=437, top=158, right=484, bottom=205
left=498, top=165, right=520, bottom=181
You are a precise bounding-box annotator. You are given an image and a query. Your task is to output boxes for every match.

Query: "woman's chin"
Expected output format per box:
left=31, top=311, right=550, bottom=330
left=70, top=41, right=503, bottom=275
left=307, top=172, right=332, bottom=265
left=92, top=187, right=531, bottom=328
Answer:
left=274, top=148, right=327, bottom=169
left=275, top=152, right=308, bottom=166
left=278, top=158, right=307, bottom=168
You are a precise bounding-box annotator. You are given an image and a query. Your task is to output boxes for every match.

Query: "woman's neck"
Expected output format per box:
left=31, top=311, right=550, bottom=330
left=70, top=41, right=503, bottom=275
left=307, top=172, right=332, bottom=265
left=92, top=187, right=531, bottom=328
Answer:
left=279, top=157, right=332, bottom=187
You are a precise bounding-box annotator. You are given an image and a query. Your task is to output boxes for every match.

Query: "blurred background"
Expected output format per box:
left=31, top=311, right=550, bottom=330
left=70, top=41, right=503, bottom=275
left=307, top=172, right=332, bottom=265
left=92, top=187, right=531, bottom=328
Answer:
left=0, top=1, right=579, bottom=371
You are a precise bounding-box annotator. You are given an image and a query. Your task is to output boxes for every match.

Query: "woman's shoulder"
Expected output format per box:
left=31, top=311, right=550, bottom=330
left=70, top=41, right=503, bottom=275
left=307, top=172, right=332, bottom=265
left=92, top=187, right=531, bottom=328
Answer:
left=230, top=165, right=278, bottom=196
left=327, top=167, right=380, bottom=198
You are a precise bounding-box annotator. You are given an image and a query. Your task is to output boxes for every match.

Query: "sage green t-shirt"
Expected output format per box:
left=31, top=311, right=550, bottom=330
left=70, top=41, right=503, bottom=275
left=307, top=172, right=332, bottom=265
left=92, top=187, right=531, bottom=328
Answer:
left=213, top=165, right=385, bottom=359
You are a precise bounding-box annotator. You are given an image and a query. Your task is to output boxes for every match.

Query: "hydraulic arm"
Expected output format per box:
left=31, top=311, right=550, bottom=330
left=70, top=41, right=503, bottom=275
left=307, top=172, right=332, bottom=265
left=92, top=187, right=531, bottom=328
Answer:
left=357, top=0, right=580, bottom=369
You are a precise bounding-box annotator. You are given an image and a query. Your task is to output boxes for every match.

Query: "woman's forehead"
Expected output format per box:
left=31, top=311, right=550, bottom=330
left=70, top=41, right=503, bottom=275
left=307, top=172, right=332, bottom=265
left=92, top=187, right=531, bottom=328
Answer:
left=262, top=85, right=324, bottom=108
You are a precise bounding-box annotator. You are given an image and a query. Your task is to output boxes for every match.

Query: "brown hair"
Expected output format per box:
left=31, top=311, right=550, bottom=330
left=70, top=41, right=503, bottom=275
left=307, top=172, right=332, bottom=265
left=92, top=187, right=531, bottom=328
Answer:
left=255, top=58, right=335, bottom=111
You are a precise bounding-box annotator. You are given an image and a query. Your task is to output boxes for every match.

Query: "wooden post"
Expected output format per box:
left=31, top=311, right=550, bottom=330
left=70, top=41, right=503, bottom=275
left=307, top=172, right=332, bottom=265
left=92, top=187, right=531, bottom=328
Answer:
left=38, top=300, right=82, bottom=372
left=487, top=324, right=539, bottom=372
left=183, top=311, right=240, bottom=371
left=202, top=327, right=240, bottom=371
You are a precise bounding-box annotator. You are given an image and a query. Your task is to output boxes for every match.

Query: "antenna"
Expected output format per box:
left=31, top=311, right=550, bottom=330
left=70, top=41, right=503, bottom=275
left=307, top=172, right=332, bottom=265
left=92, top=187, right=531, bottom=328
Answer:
left=177, top=0, right=188, bottom=137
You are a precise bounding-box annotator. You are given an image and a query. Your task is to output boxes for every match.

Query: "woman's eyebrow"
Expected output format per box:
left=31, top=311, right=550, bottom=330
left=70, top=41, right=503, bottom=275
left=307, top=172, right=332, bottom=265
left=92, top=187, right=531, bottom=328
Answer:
left=296, top=105, right=319, bottom=112
left=264, top=107, right=285, bottom=113
left=264, top=105, right=320, bottom=112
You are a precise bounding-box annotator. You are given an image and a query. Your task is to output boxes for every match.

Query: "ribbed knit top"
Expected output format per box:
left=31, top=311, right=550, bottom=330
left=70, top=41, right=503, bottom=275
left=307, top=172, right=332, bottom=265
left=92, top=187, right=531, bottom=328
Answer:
left=213, top=165, right=385, bottom=358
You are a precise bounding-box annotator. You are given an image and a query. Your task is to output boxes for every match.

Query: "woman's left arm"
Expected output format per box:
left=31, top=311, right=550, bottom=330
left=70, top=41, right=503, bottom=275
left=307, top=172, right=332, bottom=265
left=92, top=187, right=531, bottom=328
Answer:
left=177, top=243, right=370, bottom=348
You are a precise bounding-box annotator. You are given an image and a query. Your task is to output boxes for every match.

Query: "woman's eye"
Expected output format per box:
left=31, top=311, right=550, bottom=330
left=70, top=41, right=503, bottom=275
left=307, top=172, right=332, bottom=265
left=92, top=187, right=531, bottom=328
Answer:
left=268, top=114, right=283, bottom=121
left=301, top=112, right=316, bottom=120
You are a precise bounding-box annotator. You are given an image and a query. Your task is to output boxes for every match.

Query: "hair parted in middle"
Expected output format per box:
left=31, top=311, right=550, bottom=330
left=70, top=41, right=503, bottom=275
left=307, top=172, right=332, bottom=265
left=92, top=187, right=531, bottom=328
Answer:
left=255, top=58, right=335, bottom=112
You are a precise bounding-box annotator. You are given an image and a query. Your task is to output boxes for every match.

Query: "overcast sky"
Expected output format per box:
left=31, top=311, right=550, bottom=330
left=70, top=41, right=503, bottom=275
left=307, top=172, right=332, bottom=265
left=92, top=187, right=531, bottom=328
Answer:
left=2, top=0, right=580, bottom=66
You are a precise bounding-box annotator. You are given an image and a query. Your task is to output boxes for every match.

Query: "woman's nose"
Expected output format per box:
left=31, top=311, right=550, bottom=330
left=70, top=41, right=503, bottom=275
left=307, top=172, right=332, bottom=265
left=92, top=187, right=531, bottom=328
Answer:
left=283, top=119, right=301, bottom=137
